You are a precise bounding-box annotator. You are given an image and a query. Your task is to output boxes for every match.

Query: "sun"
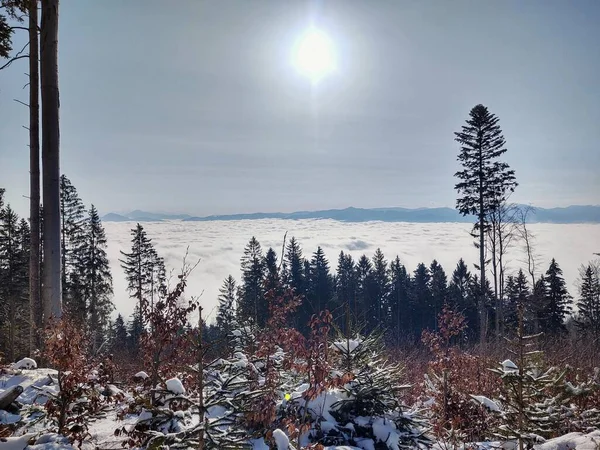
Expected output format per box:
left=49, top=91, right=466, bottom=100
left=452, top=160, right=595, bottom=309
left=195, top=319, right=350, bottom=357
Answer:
left=292, top=28, right=336, bottom=83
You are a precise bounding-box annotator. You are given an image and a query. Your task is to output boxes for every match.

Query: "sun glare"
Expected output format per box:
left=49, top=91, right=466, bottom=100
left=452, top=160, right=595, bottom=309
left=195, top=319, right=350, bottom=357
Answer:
left=292, top=28, right=336, bottom=83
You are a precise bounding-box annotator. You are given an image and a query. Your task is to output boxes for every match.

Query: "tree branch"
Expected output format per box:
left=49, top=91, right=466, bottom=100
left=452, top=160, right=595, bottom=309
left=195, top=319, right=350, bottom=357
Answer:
left=9, top=26, right=29, bottom=32
left=0, top=53, right=28, bottom=70
left=14, top=98, right=29, bottom=107
left=0, top=41, right=30, bottom=70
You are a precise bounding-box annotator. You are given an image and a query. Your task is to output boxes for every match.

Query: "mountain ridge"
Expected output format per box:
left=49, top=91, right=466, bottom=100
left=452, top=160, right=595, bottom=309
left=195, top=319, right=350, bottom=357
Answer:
left=101, top=205, right=600, bottom=224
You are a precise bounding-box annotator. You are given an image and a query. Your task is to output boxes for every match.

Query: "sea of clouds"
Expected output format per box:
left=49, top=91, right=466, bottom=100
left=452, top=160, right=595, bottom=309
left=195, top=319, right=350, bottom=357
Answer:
left=104, top=219, right=600, bottom=322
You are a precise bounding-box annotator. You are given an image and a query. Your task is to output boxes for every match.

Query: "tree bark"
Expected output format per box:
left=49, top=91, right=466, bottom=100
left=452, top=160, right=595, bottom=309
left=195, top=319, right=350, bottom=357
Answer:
left=40, top=0, right=62, bottom=323
left=478, top=141, right=486, bottom=344
left=29, top=0, right=42, bottom=354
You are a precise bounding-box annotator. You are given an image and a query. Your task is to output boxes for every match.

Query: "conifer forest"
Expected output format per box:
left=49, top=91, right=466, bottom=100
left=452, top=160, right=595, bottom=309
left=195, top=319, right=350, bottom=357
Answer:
left=1, top=1, right=599, bottom=450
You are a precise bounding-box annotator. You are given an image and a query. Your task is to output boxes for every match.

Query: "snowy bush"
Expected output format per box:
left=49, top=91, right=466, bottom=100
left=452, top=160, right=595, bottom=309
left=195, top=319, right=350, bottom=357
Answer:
left=422, top=306, right=499, bottom=443
left=38, top=320, right=111, bottom=446
left=304, top=332, right=430, bottom=449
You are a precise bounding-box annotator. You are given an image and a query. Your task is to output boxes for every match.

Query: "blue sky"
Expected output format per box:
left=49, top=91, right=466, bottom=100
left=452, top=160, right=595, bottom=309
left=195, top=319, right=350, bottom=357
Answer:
left=1, top=0, right=599, bottom=218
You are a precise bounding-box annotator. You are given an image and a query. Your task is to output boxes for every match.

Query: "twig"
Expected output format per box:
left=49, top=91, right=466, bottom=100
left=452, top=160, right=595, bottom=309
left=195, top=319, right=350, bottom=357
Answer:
left=0, top=41, right=29, bottom=70
left=14, top=98, right=29, bottom=107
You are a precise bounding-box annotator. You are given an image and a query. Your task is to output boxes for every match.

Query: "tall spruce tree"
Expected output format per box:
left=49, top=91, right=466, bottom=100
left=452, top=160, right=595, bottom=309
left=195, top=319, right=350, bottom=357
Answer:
left=530, top=277, right=548, bottom=335
left=238, top=237, right=265, bottom=326
left=60, top=175, right=86, bottom=316
left=411, top=263, right=432, bottom=336
left=263, top=247, right=282, bottom=300
left=449, top=259, right=479, bottom=337
left=429, top=260, right=448, bottom=328
left=335, top=252, right=357, bottom=332
left=356, top=254, right=375, bottom=332
left=388, top=256, right=410, bottom=343
left=216, top=274, right=237, bottom=354
left=542, top=259, right=571, bottom=335
left=284, top=237, right=305, bottom=296
left=370, top=248, right=390, bottom=330
left=112, top=313, right=128, bottom=353
left=119, top=223, right=165, bottom=324
left=83, top=205, right=114, bottom=352
left=454, top=104, right=517, bottom=343
left=448, top=259, right=470, bottom=306
left=504, top=270, right=530, bottom=334
left=307, top=246, right=333, bottom=315
left=0, top=206, right=30, bottom=360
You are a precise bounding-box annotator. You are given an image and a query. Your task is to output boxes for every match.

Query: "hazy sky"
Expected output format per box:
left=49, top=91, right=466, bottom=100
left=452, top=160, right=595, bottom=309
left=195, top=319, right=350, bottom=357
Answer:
left=1, top=0, right=599, bottom=217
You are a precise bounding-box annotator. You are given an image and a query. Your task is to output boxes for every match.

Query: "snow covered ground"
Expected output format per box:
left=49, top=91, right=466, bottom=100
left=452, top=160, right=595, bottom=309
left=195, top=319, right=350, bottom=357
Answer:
left=103, top=219, right=600, bottom=320
left=1, top=364, right=599, bottom=449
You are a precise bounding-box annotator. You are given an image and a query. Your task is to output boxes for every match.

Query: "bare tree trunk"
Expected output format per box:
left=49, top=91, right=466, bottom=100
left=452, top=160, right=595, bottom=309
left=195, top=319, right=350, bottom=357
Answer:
left=479, top=177, right=486, bottom=344
left=29, top=0, right=42, bottom=354
left=40, top=0, right=62, bottom=323
left=489, top=218, right=499, bottom=338
left=197, top=306, right=205, bottom=450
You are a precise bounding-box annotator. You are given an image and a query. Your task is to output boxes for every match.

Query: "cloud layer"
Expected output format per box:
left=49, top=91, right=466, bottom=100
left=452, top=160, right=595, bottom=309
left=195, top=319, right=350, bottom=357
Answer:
left=104, top=220, right=600, bottom=322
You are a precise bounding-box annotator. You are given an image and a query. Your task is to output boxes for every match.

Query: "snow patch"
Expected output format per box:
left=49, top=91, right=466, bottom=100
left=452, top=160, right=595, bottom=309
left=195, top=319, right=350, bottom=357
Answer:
left=11, top=358, right=37, bottom=370
left=165, top=377, right=185, bottom=394
left=471, top=395, right=501, bottom=412
left=536, top=431, right=600, bottom=450
left=273, top=429, right=289, bottom=450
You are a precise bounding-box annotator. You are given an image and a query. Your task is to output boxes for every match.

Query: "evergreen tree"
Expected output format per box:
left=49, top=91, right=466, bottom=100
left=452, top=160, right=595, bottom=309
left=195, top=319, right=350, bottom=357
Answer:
left=0, top=206, right=29, bottom=360
left=307, top=246, right=333, bottom=315
left=542, top=259, right=571, bottom=335
left=355, top=254, right=375, bottom=331
left=454, top=104, right=517, bottom=343
left=82, top=205, right=114, bottom=352
left=127, top=305, right=145, bottom=353
left=530, top=277, right=548, bottom=335
left=411, top=263, right=432, bottom=336
left=576, top=264, right=600, bottom=342
left=284, top=236, right=305, bottom=296
left=323, top=332, right=430, bottom=448
left=216, top=275, right=237, bottom=355
left=112, top=313, right=128, bottom=352
left=504, top=270, right=530, bottom=334
left=467, top=274, right=494, bottom=340
left=489, top=300, right=564, bottom=448
left=370, top=248, right=390, bottom=331
left=119, top=223, right=165, bottom=324
left=448, top=259, right=471, bottom=310
left=388, top=256, right=410, bottom=343
left=429, top=259, right=448, bottom=328
left=335, top=252, right=357, bottom=332
left=238, top=237, right=265, bottom=326
left=60, top=174, right=86, bottom=310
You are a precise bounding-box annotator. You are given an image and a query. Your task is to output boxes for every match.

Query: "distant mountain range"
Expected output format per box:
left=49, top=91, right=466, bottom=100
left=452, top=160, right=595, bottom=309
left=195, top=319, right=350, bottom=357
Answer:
left=102, top=205, right=600, bottom=224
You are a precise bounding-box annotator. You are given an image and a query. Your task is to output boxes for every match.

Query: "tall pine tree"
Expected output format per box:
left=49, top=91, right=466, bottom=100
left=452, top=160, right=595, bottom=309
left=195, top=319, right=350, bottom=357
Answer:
left=0, top=206, right=30, bottom=360
left=82, top=205, right=114, bottom=352
left=370, top=248, right=390, bottom=331
left=307, top=246, right=333, bottom=316
left=119, top=223, right=165, bottom=324
left=216, top=274, right=238, bottom=354
left=542, top=259, right=571, bottom=335
left=388, top=256, right=410, bottom=343
left=454, top=104, right=517, bottom=343
left=60, top=175, right=86, bottom=316
left=238, top=237, right=265, bottom=326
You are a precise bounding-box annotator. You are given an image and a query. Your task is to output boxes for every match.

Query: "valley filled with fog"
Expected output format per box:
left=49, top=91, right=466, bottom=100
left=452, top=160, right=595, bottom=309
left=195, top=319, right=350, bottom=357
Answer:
left=104, top=219, right=600, bottom=321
